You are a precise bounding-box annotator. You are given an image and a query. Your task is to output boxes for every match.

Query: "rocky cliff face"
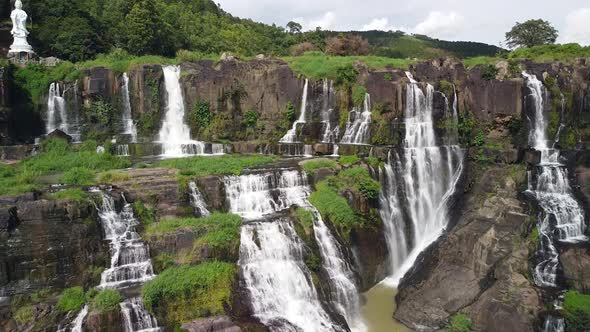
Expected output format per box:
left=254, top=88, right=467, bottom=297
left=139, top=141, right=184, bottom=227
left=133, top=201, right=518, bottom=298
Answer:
left=395, top=162, right=541, bottom=331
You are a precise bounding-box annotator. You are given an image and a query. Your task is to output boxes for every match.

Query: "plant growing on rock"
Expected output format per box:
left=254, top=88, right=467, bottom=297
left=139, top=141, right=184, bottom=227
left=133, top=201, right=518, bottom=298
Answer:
left=90, top=290, right=122, bottom=313
left=56, top=287, right=86, bottom=313
left=448, top=313, right=472, bottom=332
left=564, top=291, right=590, bottom=332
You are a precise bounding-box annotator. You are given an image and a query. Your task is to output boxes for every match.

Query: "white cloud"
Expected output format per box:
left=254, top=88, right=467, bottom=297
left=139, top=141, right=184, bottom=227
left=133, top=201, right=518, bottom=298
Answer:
left=293, top=12, right=337, bottom=31
left=362, top=18, right=405, bottom=31
left=361, top=11, right=464, bottom=39
left=413, top=11, right=465, bottom=38
left=559, top=8, right=590, bottom=45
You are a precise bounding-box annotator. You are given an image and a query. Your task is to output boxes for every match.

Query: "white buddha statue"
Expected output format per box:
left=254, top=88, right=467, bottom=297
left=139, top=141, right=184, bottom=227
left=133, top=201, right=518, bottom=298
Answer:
left=8, top=0, right=35, bottom=56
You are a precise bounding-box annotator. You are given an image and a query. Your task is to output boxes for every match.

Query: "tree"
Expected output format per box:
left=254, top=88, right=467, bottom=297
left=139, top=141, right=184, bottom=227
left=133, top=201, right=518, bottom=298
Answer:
left=123, top=0, right=163, bottom=55
left=286, top=21, right=302, bottom=34
left=326, top=34, right=369, bottom=56
left=505, top=19, right=558, bottom=49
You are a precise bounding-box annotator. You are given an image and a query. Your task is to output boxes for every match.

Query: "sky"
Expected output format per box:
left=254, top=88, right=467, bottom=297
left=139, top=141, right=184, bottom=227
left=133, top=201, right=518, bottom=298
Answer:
left=216, top=0, right=590, bottom=46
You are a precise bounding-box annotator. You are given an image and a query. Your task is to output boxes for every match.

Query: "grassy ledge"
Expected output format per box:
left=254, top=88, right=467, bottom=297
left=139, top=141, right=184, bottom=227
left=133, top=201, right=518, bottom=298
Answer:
left=155, top=154, right=277, bottom=177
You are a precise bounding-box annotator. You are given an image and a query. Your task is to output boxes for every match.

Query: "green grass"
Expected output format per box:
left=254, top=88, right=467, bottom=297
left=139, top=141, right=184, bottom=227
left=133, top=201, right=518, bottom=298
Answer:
left=13, top=305, right=34, bottom=326
left=142, top=262, right=236, bottom=324
left=282, top=51, right=414, bottom=80
left=49, top=188, right=89, bottom=202
left=463, top=56, right=501, bottom=68
left=327, top=167, right=381, bottom=200
left=90, top=290, right=122, bottom=313
left=302, top=159, right=338, bottom=174
left=0, top=139, right=131, bottom=197
left=508, top=43, right=590, bottom=63
left=295, top=207, right=314, bottom=229
left=56, top=287, right=86, bottom=313
left=338, top=155, right=361, bottom=166
left=13, top=62, right=82, bottom=105
left=564, top=290, right=590, bottom=332
left=155, top=154, right=277, bottom=177
left=144, top=213, right=241, bottom=253
left=448, top=313, right=472, bottom=332
left=309, top=182, right=358, bottom=233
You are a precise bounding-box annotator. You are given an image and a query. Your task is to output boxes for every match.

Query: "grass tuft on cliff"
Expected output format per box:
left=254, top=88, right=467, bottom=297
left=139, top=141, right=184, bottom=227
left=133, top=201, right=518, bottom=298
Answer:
left=49, top=188, right=89, bottom=202
left=156, top=154, right=277, bottom=177
left=142, top=262, right=236, bottom=325
left=564, top=290, right=590, bottom=332
left=56, top=287, right=86, bottom=313
left=309, top=182, right=358, bottom=234
left=282, top=51, right=414, bottom=79
left=447, top=313, right=473, bottom=332
left=89, top=289, right=122, bottom=313
left=301, top=159, right=338, bottom=174
left=144, top=213, right=242, bottom=255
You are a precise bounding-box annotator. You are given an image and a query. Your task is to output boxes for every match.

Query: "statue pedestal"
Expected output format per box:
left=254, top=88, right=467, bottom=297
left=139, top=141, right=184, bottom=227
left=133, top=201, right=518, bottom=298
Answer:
left=8, top=36, right=34, bottom=57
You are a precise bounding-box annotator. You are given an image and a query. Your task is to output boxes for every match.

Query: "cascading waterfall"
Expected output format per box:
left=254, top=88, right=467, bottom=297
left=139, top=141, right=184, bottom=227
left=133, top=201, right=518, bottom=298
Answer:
left=122, top=73, right=138, bottom=143
left=158, top=65, right=205, bottom=157
left=117, top=144, right=130, bottom=157
left=280, top=79, right=309, bottom=143
left=523, top=72, right=587, bottom=332
left=189, top=181, right=211, bottom=217
left=120, top=297, right=160, bottom=332
left=340, top=93, right=372, bottom=145
left=70, top=305, right=88, bottom=332
left=523, top=72, right=587, bottom=285
left=227, top=169, right=363, bottom=331
left=320, top=79, right=339, bottom=143
left=379, top=73, right=464, bottom=285
left=46, top=82, right=68, bottom=135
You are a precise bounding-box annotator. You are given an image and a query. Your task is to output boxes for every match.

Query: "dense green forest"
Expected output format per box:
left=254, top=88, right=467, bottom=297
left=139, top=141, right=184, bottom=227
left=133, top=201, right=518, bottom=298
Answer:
left=8, top=0, right=501, bottom=63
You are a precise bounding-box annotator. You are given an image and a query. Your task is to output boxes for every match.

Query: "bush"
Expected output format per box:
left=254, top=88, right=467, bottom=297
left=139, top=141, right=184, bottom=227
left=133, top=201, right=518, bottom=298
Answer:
left=302, top=159, right=338, bottom=174
left=56, top=287, right=86, bottom=313
left=61, top=167, right=96, bottom=186
left=448, top=313, right=472, bottom=332
left=339, top=155, right=360, bottom=166
left=13, top=305, right=34, bottom=326
left=142, top=262, right=236, bottom=324
left=328, top=167, right=381, bottom=200
left=90, top=290, right=122, bottom=313
left=326, top=35, right=369, bottom=56
left=564, top=291, right=590, bottom=332
left=309, top=182, right=358, bottom=232
left=352, top=85, right=367, bottom=106
left=190, top=101, right=212, bottom=130
left=481, top=64, right=498, bottom=80
left=335, top=64, right=359, bottom=86
left=295, top=207, right=314, bottom=229
left=242, top=110, right=258, bottom=128
left=290, top=42, right=319, bottom=56
left=133, top=201, right=158, bottom=225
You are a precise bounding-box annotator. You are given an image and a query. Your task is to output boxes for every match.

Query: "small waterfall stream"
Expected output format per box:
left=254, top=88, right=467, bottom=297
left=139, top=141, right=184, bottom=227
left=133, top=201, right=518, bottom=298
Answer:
left=340, top=93, right=372, bottom=145
left=189, top=181, right=211, bottom=217
left=121, top=73, right=138, bottom=143
left=522, top=72, right=587, bottom=332
left=46, top=82, right=68, bottom=135
left=281, top=79, right=309, bottom=143
left=226, top=169, right=364, bottom=331
left=158, top=66, right=205, bottom=157
left=379, top=74, right=464, bottom=285
left=320, top=79, right=339, bottom=143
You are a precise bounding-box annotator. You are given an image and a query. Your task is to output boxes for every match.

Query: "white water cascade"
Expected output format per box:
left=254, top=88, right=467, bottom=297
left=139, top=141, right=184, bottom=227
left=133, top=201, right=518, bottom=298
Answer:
left=379, top=74, right=464, bottom=286
left=320, top=79, right=339, bottom=143
left=117, top=144, right=130, bottom=157
left=281, top=79, right=309, bottom=143
left=46, top=82, right=69, bottom=135
left=70, top=305, right=88, bottom=332
left=227, top=169, right=364, bottom=331
left=158, top=66, right=205, bottom=157
left=122, top=73, right=138, bottom=143
left=340, top=93, right=372, bottom=145
left=523, top=72, right=587, bottom=290
left=189, top=181, right=211, bottom=217
left=120, top=297, right=161, bottom=332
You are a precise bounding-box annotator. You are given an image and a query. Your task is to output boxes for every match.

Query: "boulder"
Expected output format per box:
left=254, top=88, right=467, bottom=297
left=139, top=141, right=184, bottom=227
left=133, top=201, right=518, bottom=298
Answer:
left=182, top=316, right=242, bottom=332
left=560, top=246, right=590, bottom=293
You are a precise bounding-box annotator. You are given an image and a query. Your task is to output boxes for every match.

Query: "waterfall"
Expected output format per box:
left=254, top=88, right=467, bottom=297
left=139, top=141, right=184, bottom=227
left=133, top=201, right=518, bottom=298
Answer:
left=70, top=305, right=88, bottom=332
left=542, top=316, right=565, bottom=332
left=189, top=181, right=211, bottom=217
left=379, top=76, right=464, bottom=286
left=98, top=193, right=156, bottom=288
left=120, top=297, right=160, bottom=332
left=280, top=79, right=309, bottom=143
left=117, top=144, right=130, bottom=157
left=46, top=82, right=68, bottom=135
left=320, top=79, right=339, bottom=143
left=122, top=73, right=138, bottom=143
left=227, top=169, right=363, bottom=331
left=158, top=65, right=205, bottom=157
left=523, top=72, right=587, bottom=289
left=340, top=93, right=372, bottom=145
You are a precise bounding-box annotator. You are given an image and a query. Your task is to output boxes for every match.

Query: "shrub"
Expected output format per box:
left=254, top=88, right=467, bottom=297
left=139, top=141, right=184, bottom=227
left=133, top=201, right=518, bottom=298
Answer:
left=285, top=102, right=296, bottom=122
left=309, top=182, right=357, bottom=232
left=290, top=42, right=319, bottom=56
left=61, top=167, right=96, bottom=186
left=326, top=35, right=369, bottom=56
left=90, top=290, right=122, bottom=313
left=13, top=305, right=34, bottom=326
left=564, top=291, right=590, bottom=332
left=190, top=101, right=212, bottom=129
left=242, top=110, right=258, bottom=128
left=133, top=201, right=158, bottom=225
left=302, top=159, right=338, bottom=174
left=88, top=100, right=114, bottom=126
left=328, top=167, right=381, bottom=200
left=448, top=313, right=472, bottom=332
left=141, top=262, right=236, bottom=324
left=481, top=64, right=498, bottom=80
left=335, top=64, right=359, bottom=86
left=56, top=287, right=86, bottom=312
left=352, top=85, right=367, bottom=106
left=295, top=207, right=314, bottom=229
left=471, top=130, right=486, bottom=147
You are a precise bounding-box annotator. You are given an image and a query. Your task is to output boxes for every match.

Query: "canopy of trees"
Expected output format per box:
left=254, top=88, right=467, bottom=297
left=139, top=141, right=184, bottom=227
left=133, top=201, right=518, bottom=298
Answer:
left=16, top=0, right=502, bottom=62
left=505, top=19, right=559, bottom=49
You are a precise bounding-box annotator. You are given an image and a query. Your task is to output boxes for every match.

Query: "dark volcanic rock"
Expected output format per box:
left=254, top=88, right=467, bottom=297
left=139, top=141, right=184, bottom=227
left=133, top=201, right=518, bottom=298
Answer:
left=182, top=316, right=242, bottom=332
left=395, top=165, right=541, bottom=332
left=561, top=246, right=590, bottom=293
left=85, top=309, right=124, bottom=332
